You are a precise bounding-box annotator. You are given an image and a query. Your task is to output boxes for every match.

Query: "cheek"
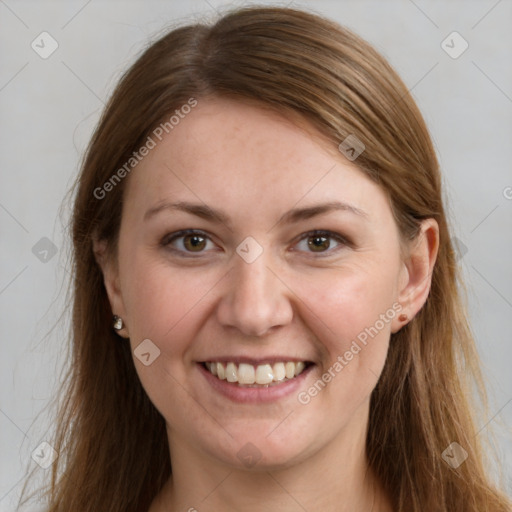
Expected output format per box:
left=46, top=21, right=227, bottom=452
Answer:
left=293, top=264, right=398, bottom=404
left=118, top=255, right=218, bottom=423
left=120, top=253, right=217, bottom=345
left=300, top=261, right=398, bottom=345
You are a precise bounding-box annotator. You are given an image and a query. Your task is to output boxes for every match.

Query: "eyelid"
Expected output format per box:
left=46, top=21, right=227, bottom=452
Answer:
left=291, top=230, right=351, bottom=256
left=160, top=229, right=217, bottom=256
left=160, top=229, right=351, bottom=257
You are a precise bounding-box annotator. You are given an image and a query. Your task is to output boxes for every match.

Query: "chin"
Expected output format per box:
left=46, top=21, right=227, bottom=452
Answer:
left=203, top=426, right=318, bottom=472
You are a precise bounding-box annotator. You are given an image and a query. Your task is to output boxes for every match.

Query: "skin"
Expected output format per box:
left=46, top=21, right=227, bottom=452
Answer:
left=94, top=97, right=438, bottom=511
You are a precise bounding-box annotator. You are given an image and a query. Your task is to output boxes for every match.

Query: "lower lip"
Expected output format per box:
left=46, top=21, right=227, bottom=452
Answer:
left=197, top=363, right=314, bottom=404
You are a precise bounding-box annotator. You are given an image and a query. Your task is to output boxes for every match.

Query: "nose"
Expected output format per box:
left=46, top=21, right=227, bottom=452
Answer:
left=216, top=250, right=294, bottom=337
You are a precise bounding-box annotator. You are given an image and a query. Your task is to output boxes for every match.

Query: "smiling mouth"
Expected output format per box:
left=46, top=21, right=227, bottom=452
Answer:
left=202, top=361, right=313, bottom=387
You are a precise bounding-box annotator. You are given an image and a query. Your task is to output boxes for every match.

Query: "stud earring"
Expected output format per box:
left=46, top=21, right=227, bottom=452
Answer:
left=398, top=313, right=408, bottom=322
left=113, top=315, right=124, bottom=330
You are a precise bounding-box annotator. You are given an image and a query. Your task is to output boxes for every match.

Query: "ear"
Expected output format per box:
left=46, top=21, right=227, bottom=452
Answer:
left=92, top=236, right=130, bottom=338
left=391, top=218, right=439, bottom=333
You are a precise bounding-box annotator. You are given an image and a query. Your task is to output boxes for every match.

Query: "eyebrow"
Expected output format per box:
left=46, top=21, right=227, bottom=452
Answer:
left=143, top=200, right=368, bottom=226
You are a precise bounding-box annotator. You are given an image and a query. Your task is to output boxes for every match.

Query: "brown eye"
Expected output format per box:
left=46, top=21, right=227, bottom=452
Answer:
left=294, top=230, right=349, bottom=256
left=182, top=234, right=207, bottom=252
left=307, top=235, right=331, bottom=252
left=162, top=230, right=215, bottom=256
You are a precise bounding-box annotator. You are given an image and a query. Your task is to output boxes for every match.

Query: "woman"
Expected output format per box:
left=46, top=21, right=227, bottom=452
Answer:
left=19, top=5, right=511, bottom=512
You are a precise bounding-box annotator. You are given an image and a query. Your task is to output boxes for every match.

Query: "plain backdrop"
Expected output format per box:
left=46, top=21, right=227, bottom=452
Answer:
left=1, top=0, right=511, bottom=510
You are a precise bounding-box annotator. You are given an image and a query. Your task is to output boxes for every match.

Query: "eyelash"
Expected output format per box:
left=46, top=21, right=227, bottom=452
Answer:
left=160, top=229, right=351, bottom=258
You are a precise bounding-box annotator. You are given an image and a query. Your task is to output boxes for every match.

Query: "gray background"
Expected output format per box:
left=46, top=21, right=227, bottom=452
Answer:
left=1, top=0, right=511, bottom=510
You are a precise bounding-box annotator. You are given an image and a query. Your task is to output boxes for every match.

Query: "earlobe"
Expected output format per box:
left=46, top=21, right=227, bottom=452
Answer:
left=92, top=236, right=130, bottom=338
left=391, top=218, right=439, bottom=332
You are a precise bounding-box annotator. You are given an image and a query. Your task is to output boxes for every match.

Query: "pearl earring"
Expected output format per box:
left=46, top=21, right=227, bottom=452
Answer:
left=398, top=313, right=408, bottom=322
left=113, top=315, right=124, bottom=330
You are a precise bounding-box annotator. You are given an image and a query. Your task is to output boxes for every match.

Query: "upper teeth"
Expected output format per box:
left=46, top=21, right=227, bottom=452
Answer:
left=205, top=361, right=307, bottom=385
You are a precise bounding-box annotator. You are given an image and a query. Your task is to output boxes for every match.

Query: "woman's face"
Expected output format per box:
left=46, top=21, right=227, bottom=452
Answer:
left=103, top=97, right=412, bottom=469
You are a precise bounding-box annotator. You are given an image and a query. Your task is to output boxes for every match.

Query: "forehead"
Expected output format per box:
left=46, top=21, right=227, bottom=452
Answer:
left=122, top=97, right=389, bottom=225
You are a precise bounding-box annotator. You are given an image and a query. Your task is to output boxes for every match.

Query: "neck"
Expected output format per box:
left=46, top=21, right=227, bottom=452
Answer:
left=151, top=401, right=392, bottom=512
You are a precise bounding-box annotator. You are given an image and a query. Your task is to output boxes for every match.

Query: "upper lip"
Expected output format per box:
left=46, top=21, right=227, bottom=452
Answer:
left=198, top=356, right=314, bottom=365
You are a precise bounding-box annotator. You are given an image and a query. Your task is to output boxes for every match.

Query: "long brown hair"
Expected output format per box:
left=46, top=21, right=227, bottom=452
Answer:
left=19, top=6, right=511, bottom=511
